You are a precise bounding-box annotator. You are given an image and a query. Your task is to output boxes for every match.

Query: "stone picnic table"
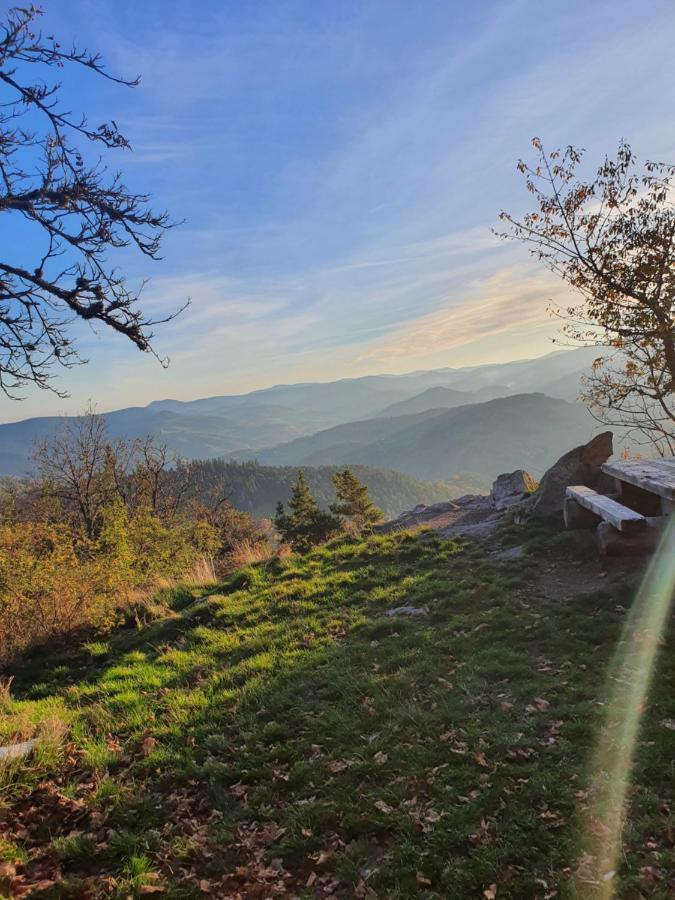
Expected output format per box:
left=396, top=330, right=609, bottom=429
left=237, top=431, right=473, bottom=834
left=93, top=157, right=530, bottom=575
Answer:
left=602, top=458, right=675, bottom=517
left=564, top=457, right=674, bottom=555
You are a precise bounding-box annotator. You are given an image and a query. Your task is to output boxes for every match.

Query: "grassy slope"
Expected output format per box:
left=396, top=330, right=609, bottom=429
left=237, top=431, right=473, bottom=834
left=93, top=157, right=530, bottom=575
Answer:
left=1, top=530, right=674, bottom=898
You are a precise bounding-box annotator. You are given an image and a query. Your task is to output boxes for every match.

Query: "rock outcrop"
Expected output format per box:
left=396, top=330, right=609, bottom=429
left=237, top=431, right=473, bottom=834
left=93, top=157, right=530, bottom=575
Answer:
left=518, top=431, right=613, bottom=523
left=491, top=470, right=538, bottom=511
left=377, top=494, right=501, bottom=539
left=377, top=432, right=615, bottom=538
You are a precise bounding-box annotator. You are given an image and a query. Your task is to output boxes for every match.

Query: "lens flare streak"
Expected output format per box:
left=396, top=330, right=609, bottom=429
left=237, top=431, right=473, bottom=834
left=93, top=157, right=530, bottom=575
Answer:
left=580, top=517, right=675, bottom=897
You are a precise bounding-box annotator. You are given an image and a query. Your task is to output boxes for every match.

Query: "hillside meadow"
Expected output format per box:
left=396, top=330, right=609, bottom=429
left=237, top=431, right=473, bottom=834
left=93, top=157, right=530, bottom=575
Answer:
left=1, top=527, right=673, bottom=898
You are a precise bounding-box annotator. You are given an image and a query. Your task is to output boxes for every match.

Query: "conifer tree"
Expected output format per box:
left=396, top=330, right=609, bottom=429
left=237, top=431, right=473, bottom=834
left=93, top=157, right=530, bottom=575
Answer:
left=274, top=471, right=341, bottom=552
left=330, top=468, right=383, bottom=534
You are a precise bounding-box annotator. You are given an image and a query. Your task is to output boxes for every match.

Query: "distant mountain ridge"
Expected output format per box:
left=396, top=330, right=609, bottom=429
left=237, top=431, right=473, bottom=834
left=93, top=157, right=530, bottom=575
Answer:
left=0, top=347, right=602, bottom=476
left=238, top=393, right=602, bottom=480
left=376, top=386, right=489, bottom=418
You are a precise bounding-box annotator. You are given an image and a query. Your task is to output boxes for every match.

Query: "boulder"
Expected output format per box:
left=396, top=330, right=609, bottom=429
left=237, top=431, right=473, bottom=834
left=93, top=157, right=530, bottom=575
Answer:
left=491, top=470, right=538, bottom=510
left=521, top=431, right=613, bottom=523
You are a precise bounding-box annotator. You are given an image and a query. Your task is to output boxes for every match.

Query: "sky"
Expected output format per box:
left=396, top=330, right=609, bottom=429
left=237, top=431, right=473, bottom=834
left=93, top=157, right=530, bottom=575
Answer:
left=2, top=0, right=675, bottom=422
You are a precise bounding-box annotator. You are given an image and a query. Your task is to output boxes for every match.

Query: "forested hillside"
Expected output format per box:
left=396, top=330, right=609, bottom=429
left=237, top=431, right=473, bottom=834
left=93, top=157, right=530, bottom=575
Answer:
left=172, top=460, right=487, bottom=518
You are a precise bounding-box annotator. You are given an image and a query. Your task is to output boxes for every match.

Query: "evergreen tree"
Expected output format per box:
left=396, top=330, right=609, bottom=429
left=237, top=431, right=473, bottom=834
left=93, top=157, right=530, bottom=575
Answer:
left=330, top=468, right=383, bottom=534
left=274, top=471, right=341, bottom=552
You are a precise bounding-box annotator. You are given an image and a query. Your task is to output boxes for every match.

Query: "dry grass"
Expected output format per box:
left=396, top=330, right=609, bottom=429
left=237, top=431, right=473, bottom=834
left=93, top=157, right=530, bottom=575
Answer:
left=185, top=555, right=218, bottom=585
left=223, top=539, right=275, bottom=571
left=0, top=676, right=14, bottom=708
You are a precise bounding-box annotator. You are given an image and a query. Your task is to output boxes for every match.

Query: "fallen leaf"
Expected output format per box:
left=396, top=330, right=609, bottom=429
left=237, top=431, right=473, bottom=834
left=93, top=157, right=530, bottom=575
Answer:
left=483, top=885, right=498, bottom=899
left=373, top=751, right=388, bottom=765
left=416, top=871, right=431, bottom=885
left=140, top=735, right=157, bottom=757
left=374, top=799, right=393, bottom=814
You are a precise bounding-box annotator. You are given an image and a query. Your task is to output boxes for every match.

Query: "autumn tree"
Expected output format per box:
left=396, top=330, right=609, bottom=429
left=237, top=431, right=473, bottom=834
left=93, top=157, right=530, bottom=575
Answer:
left=498, top=138, right=675, bottom=453
left=0, top=6, right=183, bottom=398
left=274, top=470, right=341, bottom=552
left=330, top=468, right=383, bottom=534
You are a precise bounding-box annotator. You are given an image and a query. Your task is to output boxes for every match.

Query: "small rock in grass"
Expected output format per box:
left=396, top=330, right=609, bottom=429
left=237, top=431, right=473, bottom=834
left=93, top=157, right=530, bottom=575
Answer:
left=0, top=738, right=35, bottom=761
left=385, top=606, right=429, bottom=617
left=491, top=545, right=524, bottom=561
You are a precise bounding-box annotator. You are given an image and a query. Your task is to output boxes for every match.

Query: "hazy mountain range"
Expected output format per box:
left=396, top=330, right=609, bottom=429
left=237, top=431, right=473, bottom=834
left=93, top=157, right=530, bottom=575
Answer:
left=0, top=346, right=611, bottom=480
left=239, top=393, right=596, bottom=480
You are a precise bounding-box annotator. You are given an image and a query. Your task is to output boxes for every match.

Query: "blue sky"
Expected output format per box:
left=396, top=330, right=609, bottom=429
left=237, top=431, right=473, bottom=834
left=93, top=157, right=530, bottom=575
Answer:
left=2, top=0, right=675, bottom=421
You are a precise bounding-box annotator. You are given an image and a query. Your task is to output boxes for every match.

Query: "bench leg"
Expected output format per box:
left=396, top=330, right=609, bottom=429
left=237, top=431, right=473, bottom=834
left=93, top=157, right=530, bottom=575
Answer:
left=564, top=497, right=601, bottom=529
left=615, top=478, right=663, bottom=516
left=596, top=521, right=662, bottom=556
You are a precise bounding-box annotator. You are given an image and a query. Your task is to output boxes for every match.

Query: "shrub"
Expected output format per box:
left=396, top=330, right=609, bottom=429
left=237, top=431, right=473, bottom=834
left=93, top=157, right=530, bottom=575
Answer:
left=0, top=509, right=219, bottom=666
left=0, top=522, right=114, bottom=665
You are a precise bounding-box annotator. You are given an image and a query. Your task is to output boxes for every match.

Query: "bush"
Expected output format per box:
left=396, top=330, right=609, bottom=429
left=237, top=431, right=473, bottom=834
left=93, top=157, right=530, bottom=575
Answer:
left=0, top=508, right=219, bottom=666
left=97, top=501, right=219, bottom=585
left=0, top=522, right=114, bottom=665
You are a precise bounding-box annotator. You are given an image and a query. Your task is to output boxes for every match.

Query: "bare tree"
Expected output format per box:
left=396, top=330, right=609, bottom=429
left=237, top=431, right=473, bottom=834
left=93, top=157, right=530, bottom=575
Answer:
left=498, top=138, right=675, bottom=453
left=33, top=406, right=119, bottom=538
left=33, top=407, right=194, bottom=532
left=127, top=437, right=191, bottom=518
left=0, top=5, right=185, bottom=398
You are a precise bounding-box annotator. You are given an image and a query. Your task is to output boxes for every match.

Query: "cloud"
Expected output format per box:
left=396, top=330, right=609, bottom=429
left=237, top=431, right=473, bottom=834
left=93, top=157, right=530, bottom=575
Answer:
left=5, top=0, right=675, bottom=423
left=356, top=265, right=568, bottom=363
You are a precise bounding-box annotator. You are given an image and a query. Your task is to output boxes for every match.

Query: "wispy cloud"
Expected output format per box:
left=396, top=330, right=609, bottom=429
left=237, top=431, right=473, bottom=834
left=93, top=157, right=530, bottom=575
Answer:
left=356, top=266, right=566, bottom=362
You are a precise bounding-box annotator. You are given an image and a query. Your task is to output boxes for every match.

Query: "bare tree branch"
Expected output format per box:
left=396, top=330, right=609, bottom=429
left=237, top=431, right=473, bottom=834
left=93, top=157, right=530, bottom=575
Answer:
left=0, top=5, right=186, bottom=398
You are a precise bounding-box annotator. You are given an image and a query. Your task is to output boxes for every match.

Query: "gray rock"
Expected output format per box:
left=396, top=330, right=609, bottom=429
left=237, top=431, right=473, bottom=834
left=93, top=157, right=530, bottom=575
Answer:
left=520, top=431, right=613, bottom=524
left=376, top=500, right=460, bottom=534
left=378, top=493, right=502, bottom=540
left=0, top=738, right=35, bottom=761
left=385, top=606, right=429, bottom=617
left=491, top=545, right=525, bottom=561
left=491, top=470, right=538, bottom=510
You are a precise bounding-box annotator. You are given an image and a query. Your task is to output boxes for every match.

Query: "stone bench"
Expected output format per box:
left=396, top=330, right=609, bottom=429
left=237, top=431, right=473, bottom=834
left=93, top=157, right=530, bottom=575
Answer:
left=564, top=485, right=669, bottom=556
left=564, top=485, right=647, bottom=534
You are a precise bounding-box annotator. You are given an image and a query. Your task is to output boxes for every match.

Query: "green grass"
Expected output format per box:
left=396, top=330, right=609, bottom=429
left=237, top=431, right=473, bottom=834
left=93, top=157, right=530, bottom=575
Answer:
left=0, top=530, right=673, bottom=898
